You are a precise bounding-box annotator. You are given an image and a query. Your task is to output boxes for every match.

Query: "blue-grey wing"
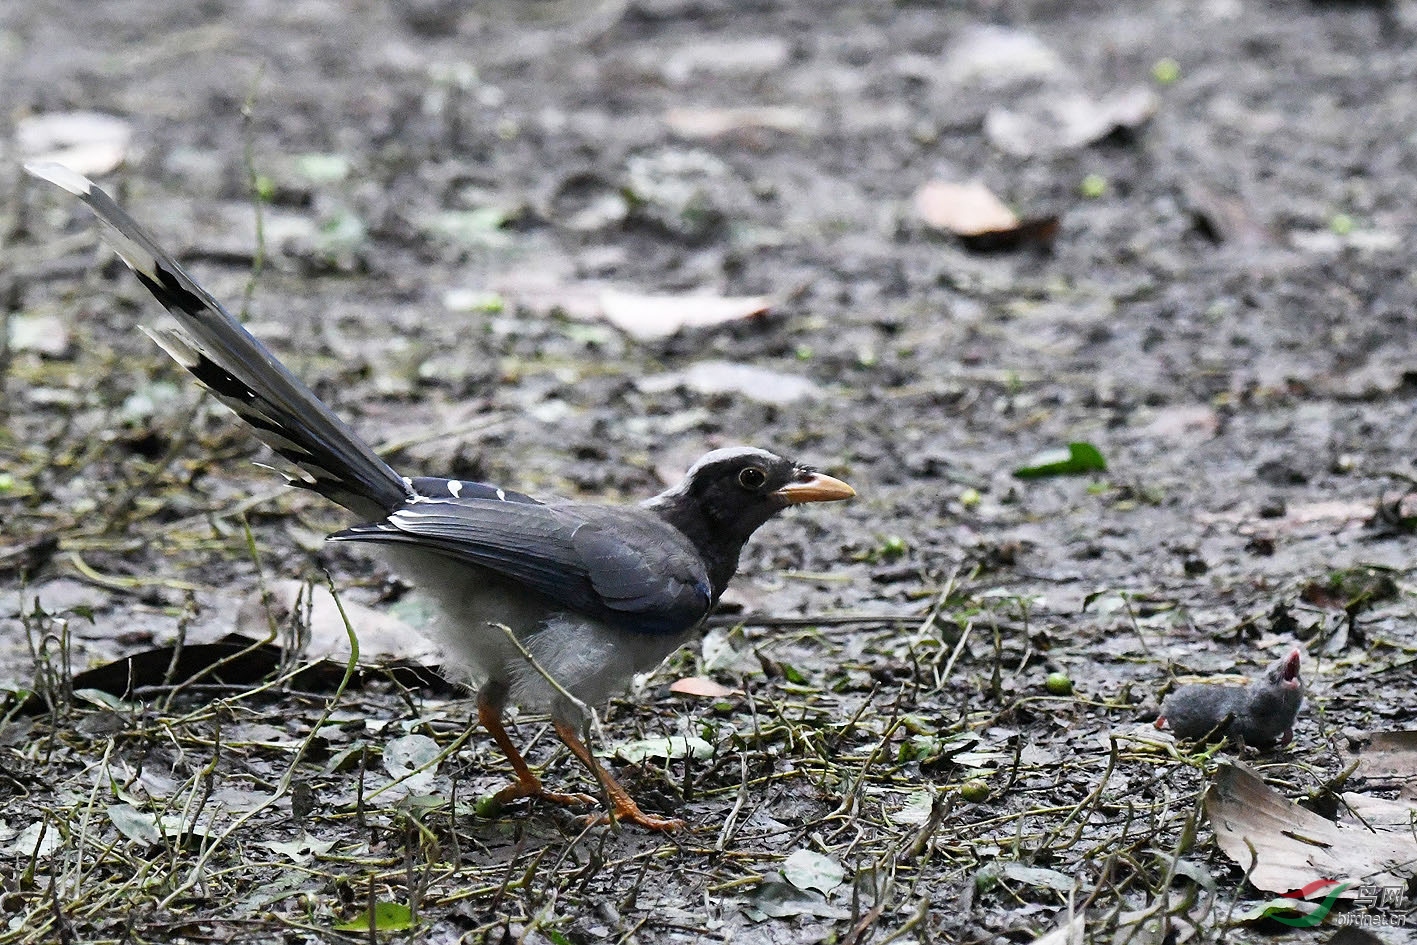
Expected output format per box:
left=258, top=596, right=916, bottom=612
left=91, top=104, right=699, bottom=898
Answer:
left=331, top=500, right=712, bottom=635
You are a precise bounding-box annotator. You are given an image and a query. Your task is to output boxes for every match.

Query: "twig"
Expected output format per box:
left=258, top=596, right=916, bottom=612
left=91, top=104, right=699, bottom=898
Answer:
left=491, top=621, right=602, bottom=743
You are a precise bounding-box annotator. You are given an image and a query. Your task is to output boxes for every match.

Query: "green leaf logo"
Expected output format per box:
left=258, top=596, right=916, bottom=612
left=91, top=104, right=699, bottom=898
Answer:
left=1265, top=880, right=1350, bottom=928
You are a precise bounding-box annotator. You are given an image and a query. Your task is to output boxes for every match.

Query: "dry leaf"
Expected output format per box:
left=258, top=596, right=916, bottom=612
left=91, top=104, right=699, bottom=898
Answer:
left=638, top=360, right=822, bottom=404
left=1032, top=911, right=1084, bottom=945
left=237, top=580, right=436, bottom=666
left=599, top=290, right=772, bottom=341
left=1136, top=405, right=1221, bottom=443
left=18, top=112, right=132, bottom=176
left=942, top=25, right=1062, bottom=85
left=665, top=106, right=817, bottom=139
left=1198, top=499, right=1373, bottom=535
left=915, top=181, right=1018, bottom=236
left=914, top=181, right=1060, bottom=251
left=1354, top=731, right=1417, bottom=799
left=1205, top=761, right=1417, bottom=897
left=669, top=676, right=737, bottom=699
left=985, top=87, right=1157, bottom=157
left=1184, top=180, right=1277, bottom=247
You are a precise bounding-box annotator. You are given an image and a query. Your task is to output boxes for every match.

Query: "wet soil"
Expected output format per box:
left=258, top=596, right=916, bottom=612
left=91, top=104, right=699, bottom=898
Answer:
left=3, top=0, right=1417, bottom=942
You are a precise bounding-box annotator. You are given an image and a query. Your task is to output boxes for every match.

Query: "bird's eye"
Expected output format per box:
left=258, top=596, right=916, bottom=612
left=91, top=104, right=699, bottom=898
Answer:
left=738, top=467, right=767, bottom=490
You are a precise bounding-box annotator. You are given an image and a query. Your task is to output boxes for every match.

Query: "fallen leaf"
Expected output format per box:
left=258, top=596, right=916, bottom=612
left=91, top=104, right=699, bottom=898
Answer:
left=914, top=181, right=1059, bottom=251
left=607, top=735, right=713, bottom=764
left=1033, top=912, right=1085, bottom=945
left=942, top=25, right=1063, bottom=85
left=665, top=106, right=818, bottom=139
left=783, top=849, right=845, bottom=896
left=1353, top=732, right=1417, bottom=799
left=1013, top=442, right=1108, bottom=479
left=236, top=580, right=436, bottom=666
left=891, top=790, right=936, bottom=826
left=6, top=821, right=61, bottom=859
left=599, top=290, right=772, bottom=341
left=382, top=733, right=440, bottom=796
left=334, top=901, right=414, bottom=933
left=995, top=861, right=1079, bottom=894
left=1184, top=180, right=1277, bottom=247
left=292, top=152, right=352, bottom=184
left=18, top=112, right=132, bottom=176
left=7, top=312, right=72, bottom=357
left=261, top=833, right=337, bottom=863
left=420, top=207, right=511, bottom=248
left=638, top=360, right=821, bottom=404
left=106, top=803, right=213, bottom=845
left=740, top=880, right=849, bottom=922
left=1136, top=405, right=1221, bottom=443
left=668, top=676, right=737, bottom=698
left=1205, top=761, right=1417, bottom=896
left=985, top=87, right=1158, bottom=157
left=662, top=36, right=790, bottom=84
left=914, top=181, right=1017, bottom=235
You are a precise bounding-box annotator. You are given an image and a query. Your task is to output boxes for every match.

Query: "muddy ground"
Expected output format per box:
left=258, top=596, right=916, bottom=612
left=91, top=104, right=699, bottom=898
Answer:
left=3, top=0, right=1417, bottom=942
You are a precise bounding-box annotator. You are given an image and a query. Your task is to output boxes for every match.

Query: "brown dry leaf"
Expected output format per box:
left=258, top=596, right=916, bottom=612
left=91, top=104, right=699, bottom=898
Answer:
left=598, top=290, right=773, bottom=341
left=1354, top=731, right=1417, bottom=799
left=1205, top=761, right=1417, bottom=896
left=915, top=181, right=1018, bottom=236
left=914, top=181, right=1060, bottom=251
left=669, top=676, right=738, bottom=699
left=665, top=106, right=817, bottom=139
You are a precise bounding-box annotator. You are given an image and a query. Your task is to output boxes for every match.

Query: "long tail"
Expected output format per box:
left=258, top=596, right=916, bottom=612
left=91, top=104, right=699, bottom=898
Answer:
left=27, top=162, right=411, bottom=517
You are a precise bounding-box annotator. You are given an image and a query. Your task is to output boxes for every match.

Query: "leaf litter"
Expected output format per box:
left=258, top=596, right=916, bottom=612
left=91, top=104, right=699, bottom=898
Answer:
left=7, top=1, right=1417, bottom=942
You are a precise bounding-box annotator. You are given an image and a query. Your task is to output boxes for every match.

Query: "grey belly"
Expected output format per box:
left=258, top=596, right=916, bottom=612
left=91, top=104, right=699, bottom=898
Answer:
left=371, top=546, right=695, bottom=716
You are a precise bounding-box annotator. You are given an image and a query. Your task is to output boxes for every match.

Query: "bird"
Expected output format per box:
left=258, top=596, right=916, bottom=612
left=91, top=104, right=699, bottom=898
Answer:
left=27, top=162, right=855, bottom=831
left=1153, top=647, right=1304, bottom=748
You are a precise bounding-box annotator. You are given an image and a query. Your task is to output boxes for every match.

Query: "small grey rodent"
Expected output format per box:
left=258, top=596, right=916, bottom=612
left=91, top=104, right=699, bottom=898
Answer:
left=1154, top=648, right=1303, bottom=748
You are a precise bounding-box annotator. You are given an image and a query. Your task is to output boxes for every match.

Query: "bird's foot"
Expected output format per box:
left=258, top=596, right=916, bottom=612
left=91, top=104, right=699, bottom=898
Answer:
left=589, top=804, right=684, bottom=832
left=488, top=777, right=597, bottom=811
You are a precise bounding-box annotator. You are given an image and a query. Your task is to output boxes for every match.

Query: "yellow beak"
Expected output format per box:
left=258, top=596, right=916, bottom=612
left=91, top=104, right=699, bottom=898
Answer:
left=772, top=472, right=856, bottom=504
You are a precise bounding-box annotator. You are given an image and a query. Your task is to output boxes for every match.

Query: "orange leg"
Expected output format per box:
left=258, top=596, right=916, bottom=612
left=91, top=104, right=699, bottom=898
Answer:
left=552, top=720, right=684, bottom=832
left=478, top=696, right=596, bottom=810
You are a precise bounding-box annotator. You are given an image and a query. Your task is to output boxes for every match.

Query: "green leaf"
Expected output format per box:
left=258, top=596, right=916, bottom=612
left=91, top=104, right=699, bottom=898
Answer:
left=334, top=901, right=414, bottom=932
left=1013, top=442, right=1107, bottom=479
